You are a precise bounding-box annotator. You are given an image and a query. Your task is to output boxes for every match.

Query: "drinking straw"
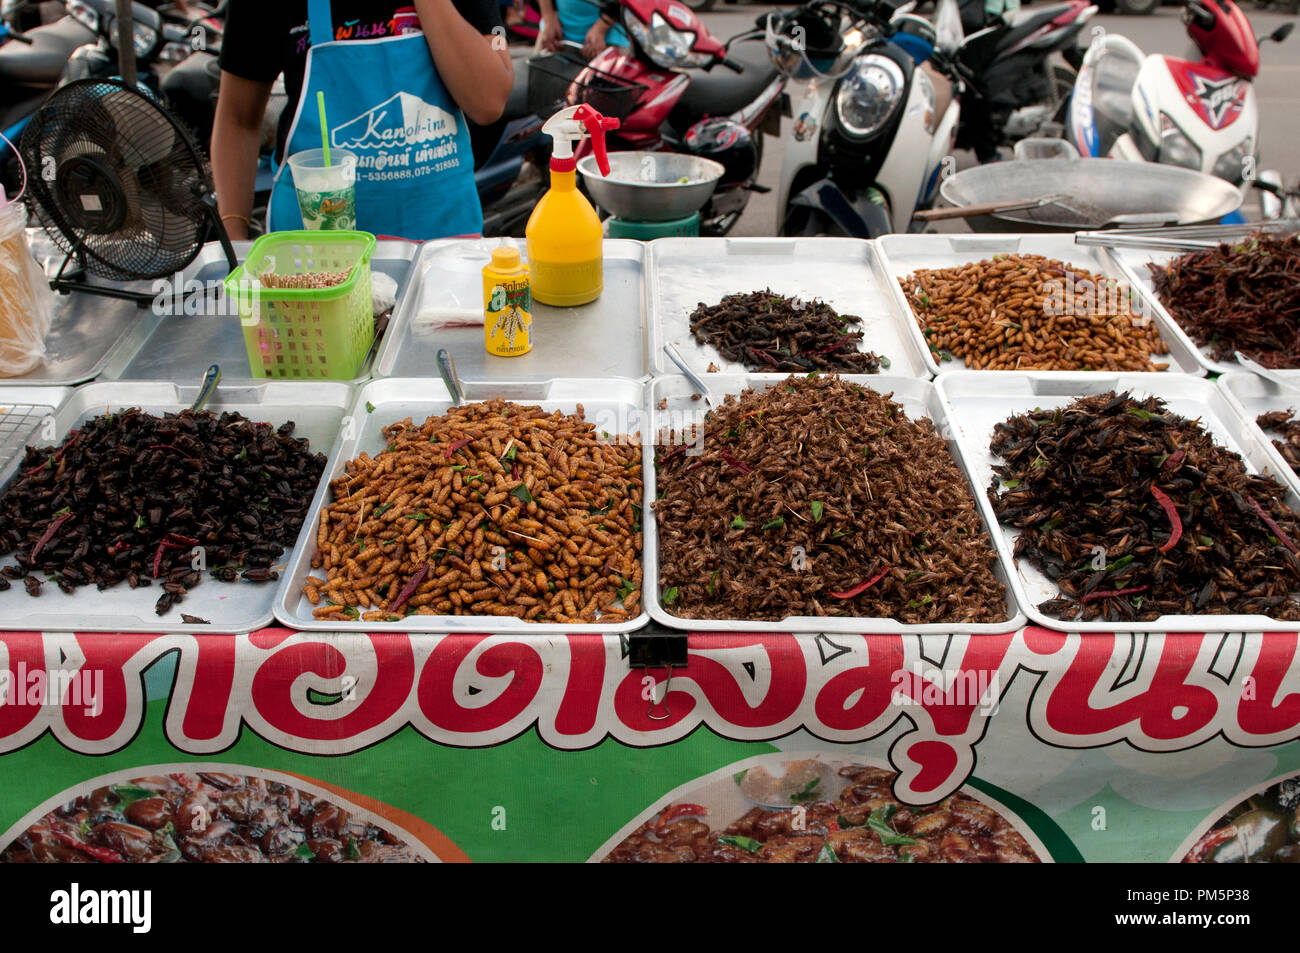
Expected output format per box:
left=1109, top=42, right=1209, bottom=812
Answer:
left=317, top=91, right=331, bottom=166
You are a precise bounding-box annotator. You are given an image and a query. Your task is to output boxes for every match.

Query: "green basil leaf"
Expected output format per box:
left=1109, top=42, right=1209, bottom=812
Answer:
left=816, top=843, right=840, bottom=863
left=510, top=484, right=534, bottom=504
left=718, top=834, right=763, bottom=854
left=810, top=501, right=824, bottom=523
left=868, top=805, right=919, bottom=847
left=760, top=517, right=785, bottom=530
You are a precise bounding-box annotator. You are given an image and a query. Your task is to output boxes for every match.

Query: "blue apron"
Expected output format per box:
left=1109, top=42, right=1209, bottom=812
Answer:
left=268, top=0, right=483, bottom=239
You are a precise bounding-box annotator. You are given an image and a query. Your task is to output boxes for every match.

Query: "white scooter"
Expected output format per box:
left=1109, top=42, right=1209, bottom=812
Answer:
left=1065, top=0, right=1293, bottom=218
left=769, top=0, right=964, bottom=236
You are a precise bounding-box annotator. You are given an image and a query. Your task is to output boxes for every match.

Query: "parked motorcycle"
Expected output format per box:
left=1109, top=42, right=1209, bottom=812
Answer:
left=1065, top=0, right=1293, bottom=207
left=551, top=0, right=786, bottom=235
left=0, top=3, right=94, bottom=140
left=952, top=0, right=1096, bottom=161
left=770, top=0, right=964, bottom=237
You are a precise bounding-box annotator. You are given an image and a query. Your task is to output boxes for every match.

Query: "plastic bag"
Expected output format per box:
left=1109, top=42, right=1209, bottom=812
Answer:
left=935, top=0, right=965, bottom=53
left=0, top=201, right=55, bottom=377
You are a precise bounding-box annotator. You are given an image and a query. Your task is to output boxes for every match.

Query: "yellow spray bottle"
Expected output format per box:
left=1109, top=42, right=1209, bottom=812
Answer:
left=526, top=104, right=620, bottom=307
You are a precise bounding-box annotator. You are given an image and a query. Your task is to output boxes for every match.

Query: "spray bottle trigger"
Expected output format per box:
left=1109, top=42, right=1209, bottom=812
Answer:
left=573, top=104, right=621, bottom=176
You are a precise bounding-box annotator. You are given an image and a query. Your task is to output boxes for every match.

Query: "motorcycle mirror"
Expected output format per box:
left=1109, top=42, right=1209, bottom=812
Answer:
left=1269, top=22, right=1294, bottom=43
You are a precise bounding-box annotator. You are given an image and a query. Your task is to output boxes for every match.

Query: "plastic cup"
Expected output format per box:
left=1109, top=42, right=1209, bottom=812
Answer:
left=287, top=148, right=357, bottom=230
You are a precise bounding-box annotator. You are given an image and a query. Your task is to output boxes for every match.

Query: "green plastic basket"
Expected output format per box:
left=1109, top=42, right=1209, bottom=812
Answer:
left=225, top=230, right=377, bottom=380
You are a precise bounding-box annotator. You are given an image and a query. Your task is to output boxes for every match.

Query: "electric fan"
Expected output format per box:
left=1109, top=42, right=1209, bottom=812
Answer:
left=18, top=78, right=235, bottom=300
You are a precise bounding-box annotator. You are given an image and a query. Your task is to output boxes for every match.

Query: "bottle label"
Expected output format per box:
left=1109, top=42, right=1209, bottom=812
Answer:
left=485, top=275, right=532, bottom=357
left=531, top=259, right=602, bottom=302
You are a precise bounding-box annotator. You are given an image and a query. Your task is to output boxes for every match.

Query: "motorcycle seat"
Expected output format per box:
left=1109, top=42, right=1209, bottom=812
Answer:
left=0, top=17, right=95, bottom=86
left=503, top=66, right=532, bottom=122
left=674, top=40, right=778, bottom=120
left=995, top=3, right=1079, bottom=53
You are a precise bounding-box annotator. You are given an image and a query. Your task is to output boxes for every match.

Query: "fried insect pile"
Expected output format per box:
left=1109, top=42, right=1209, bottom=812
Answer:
left=989, top=391, right=1300, bottom=622
left=307, top=399, right=643, bottom=623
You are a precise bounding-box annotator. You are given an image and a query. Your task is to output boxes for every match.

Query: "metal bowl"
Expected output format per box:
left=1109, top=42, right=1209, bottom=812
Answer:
left=578, top=152, right=725, bottom=222
left=939, top=158, right=1243, bottom=232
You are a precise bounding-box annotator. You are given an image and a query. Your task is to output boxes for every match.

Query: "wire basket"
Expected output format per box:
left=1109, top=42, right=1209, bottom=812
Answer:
left=225, top=230, right=376, bottom=380
left=527, top=53, right=645, bottom=122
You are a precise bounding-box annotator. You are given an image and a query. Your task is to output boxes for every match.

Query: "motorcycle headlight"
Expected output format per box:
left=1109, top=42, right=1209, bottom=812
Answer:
left=835, top=54, right=905, bottom=138
left=623, top=10, right=712, bottom=70
left=1212, top=137, right=1254, bottom=184
left=1158, top=113, right=1202, bottom=170
left=132, top=21, right=159, bottom=57
left=67, top=0, right=99, bottom=32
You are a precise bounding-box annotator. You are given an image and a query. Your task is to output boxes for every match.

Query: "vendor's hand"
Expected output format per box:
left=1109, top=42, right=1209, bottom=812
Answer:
left=540, top=19, right=563, bottom=52
left=582, top=20, right=611, bottom=59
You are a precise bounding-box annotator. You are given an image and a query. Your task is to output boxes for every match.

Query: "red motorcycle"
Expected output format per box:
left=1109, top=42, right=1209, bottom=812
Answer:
left=531, top=0, right=785, bottom=234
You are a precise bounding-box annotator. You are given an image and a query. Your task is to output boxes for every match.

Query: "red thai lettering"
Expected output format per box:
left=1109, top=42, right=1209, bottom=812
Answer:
left=416, top=635, right=544, bottom=733
left=250, top=635, right=415, bottom=741
left=177, top=634, right=237, bottom=743
left=1025, top=629, right=1218, bottom=740
left=62, top=634, right=159, bottom=744
left=553, top=635, right=606, bottom=737
left=1238, top=636, right=1300, bottom=736
left=814, top=636, right=902, bottom=731
left=615, top=635, right=806, bottom=733
left=0, top=632, right=46, bottom=740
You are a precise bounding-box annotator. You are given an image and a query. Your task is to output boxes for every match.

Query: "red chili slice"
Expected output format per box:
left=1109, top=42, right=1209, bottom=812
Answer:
left=828, top=565, right=891, bottom=599
left=654, top=803, right=707, bottom=831
left=30, top=512, right=73, bottom=563
left=52, top=831, right=124, bottom=864
left=1150, top=486, right=1182, bottom=553
left=1081, top=584, right=1150, bottom=604
left=719, top=452, right=754, bottom=474
left=388, top=563, right=430, bottom=615
left=1245, top=495, right=1300, bottom=555
left=444, top=437, right=474, bottom=461
left=1161, top=449, right=1185, bottom=472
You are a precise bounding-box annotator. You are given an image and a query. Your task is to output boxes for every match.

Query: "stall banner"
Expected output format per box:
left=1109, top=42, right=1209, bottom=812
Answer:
left=0, top=629, right=1298, bottom=863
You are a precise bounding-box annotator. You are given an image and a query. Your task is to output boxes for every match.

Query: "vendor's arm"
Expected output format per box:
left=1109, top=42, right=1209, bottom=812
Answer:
left=211, top=72, right=273, bottom=241
left=415, top=0, right=512, bottom=125
left=583, top=19, right=613, bottom=58
left=538, top=0, right=564, bottom=52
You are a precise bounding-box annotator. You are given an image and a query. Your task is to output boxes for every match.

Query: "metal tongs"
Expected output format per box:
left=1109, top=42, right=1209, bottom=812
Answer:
left=1235, top=351, right=1300, bottom=394
left=1075, top=219, right=1300, bottom=253
left=436, top=348, right=466, bottom=406
left=191, top=364, right=221, bottom=412
left=662, top=344, right=716, bottom=408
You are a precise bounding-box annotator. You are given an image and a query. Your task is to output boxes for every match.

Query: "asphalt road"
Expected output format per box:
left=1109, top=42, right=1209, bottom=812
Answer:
left=688, top=4, right=1300, bottom=235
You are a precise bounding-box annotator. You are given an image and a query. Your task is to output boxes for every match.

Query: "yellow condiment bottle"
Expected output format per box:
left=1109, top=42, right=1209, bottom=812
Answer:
left=483, top=246, right=532, bottom=357
left=526, top=104, right=619, bottom=307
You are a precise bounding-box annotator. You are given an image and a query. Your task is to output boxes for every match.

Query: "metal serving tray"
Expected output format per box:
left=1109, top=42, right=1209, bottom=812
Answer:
left=98, top=239, right=420, bottom=383
left=272, top=377, right=651, bottom=633
left=1, top=284, right=149, bottom=386
left=0, top=380, right=354, bottom=634
left=875, top=233, right=1206, bottom=378
left=1218, top=373, right=1300, bottom=500
left=935, top=371, right=1300, bottom=633
left=373, top=239, right=650, bottom=381
left=643, top=373, right=1025, bottom=633
left=646, top=237, right=930, bottom=379
left=1106, top=244, right=1300, bottom=378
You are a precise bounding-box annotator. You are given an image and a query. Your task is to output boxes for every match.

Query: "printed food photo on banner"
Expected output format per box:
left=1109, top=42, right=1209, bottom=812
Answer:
left=1177, top=771, right=1300, bottom=863
left=592, top=754, right=1054, bottom=863
left=0, top=765, right=465, bottom=864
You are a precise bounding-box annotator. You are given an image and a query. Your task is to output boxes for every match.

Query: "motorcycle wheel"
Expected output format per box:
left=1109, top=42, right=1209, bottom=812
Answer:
left=678, top=0, right=717, bottom=10
left=1114, top=0, right=1159, bottom=13
left=1051, top=64, right=1076, bottom=126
